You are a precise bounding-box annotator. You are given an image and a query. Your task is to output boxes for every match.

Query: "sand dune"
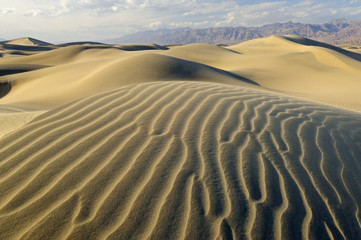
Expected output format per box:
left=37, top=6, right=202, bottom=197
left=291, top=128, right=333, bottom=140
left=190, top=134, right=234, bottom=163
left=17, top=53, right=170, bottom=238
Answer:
left=1, top=35, right=361, bottom=110
left=0, top=107, right=44, bottom=138
left=2, top=37, right=51, bottom=47
left=1, top=35, right=361, bottom=239
left=0, top=81, right=361, bottom=239
left=0, top=52, right=255, bottom=109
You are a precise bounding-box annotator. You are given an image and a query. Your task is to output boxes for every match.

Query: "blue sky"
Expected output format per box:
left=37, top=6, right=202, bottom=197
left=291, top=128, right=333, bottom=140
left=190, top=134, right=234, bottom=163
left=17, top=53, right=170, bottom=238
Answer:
left=0, top=0, right=360, bottom=42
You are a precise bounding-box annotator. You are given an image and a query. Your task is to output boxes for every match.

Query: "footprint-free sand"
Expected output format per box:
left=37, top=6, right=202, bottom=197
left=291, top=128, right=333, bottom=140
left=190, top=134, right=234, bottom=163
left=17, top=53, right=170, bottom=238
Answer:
left=0, top=36, right=361, bottom=239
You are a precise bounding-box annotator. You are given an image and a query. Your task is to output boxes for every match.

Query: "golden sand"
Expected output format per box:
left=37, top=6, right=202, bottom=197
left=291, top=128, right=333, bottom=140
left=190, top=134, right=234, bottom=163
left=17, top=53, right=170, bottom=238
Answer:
left=0, top=36, right=361, bottom=239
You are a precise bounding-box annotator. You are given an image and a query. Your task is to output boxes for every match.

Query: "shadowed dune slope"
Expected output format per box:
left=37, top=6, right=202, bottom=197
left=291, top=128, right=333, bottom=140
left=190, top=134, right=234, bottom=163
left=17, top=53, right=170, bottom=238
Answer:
left=0, top=64, right=49, bottom=77
left=0, top=81, right=360, bottom=240
left=0, top=82, right=11, bottom=99
left=3, top=37, right=52, bottom=46
left=0, top=53, right=256, bottom=109
left=2, top=35, right=361, bottom=111
left=226, top=35, right=361, bottom=111
left=280, top=35, right=361, bottom=62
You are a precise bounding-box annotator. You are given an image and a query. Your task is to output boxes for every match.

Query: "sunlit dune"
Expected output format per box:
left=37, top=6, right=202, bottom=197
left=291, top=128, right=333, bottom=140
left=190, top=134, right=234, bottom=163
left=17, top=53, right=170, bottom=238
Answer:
left=0, top=35, right=361, bottom=239
left=2, top=37, right=51, bottom=47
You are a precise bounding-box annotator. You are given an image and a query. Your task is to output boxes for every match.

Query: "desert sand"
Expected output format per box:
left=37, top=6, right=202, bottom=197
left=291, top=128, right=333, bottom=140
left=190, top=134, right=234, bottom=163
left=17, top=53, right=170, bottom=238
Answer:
left=0, top=36, right=361, bottom=239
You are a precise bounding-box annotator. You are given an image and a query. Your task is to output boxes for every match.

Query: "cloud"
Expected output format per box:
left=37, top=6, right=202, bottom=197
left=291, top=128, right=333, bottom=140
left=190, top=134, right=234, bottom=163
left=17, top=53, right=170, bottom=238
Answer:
left=148, top=21, right=162, bottom=28
left=25, top=9, right=43, bottom=17
left=209, top=1, right=340, bottom=27
left=0, top=8, right=16, bottom=14
left=182, top=1, right=234, bottom=17
left=294, top=0, right=315, bottom=7
left=350, top=7, right=361, bottom=15
left=111, top=6, right=118, bottom=11
left=1, top=0, right=361, bottom=42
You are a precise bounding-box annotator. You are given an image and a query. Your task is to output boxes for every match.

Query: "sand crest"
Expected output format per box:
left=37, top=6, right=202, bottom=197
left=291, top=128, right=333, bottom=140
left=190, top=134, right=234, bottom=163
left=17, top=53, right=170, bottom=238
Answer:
left=0, top=35, right=361, bottom=239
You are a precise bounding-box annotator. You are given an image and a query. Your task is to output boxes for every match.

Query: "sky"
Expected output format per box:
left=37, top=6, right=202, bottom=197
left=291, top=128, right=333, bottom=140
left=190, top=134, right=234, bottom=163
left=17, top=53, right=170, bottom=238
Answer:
left=0, top=0, right=361, bottom=43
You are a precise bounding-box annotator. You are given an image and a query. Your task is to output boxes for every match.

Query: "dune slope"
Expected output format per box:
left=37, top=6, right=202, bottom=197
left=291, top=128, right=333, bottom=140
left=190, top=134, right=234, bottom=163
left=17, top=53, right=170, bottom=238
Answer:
left=2, top=35, right=361, bottom=111
left=0, top=81, right=360, bottom=240
left=3, top=37, right=51, bottom=47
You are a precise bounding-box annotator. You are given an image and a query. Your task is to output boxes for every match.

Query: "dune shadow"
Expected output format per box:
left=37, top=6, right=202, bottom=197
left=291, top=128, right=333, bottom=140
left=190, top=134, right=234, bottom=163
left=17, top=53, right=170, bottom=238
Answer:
left=212, top=67, right=259, bottom=86
left=162, top=55, right=258, bottom=85
left=116, top=44, right=169, bottom=51
left=6, top=51, right=34, bottom=56
left=56, top=42, right=107, bottom=47
left=0, top=82, right=11, bottom=98
left=0, top=65, right=49, bottom=77
left=0, top=70, right=31, bottom=76
left=55, top=43, right=169, bottom=52
left=2, top=44, right=54, bottom=52
left=282, top=36, right=361, bottom=62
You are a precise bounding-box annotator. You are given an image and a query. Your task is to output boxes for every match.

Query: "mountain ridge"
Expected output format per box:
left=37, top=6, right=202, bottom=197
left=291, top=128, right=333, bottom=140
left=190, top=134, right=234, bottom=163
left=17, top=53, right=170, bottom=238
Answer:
left=105, top=19, right=361, bottom=46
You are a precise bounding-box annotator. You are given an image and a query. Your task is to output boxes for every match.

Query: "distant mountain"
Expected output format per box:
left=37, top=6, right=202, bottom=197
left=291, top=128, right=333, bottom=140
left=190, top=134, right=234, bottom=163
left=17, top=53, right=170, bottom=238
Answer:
left=106, top=19, right=361, bottom=46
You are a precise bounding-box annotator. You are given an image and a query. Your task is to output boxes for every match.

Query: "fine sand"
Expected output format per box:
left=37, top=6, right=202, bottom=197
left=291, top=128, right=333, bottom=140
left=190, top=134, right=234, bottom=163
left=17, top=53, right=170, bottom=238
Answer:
left=0, top=36, right=361, bottom=239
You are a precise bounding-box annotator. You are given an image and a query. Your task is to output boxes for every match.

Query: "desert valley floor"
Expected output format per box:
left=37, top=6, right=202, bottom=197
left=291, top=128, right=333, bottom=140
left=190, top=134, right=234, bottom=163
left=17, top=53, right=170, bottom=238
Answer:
left=0, top=35, right=361, bottom=239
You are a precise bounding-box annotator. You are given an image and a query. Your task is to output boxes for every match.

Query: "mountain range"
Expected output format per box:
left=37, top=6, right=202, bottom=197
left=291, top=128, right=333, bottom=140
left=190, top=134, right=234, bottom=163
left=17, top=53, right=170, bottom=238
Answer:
left=105, top=19, right=361, bottom=46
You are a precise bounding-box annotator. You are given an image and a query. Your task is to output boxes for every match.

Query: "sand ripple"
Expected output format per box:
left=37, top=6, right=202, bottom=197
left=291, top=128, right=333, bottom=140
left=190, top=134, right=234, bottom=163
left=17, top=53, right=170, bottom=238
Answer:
left=0, top=81, right=361, bottom=239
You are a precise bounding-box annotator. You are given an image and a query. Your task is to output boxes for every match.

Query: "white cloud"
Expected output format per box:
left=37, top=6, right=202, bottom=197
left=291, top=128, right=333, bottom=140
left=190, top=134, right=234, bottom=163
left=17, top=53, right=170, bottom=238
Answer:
left=0, top=8, right=15, bottom=14
left=25, top=9, right=43, bottom=17
left=294, top=0, right=314, bottom=7
left=182, top=1, right=234, bottom=16
left=0, top=0, right=361, bottom=42
left=350, top=7, right=361, bottom=15
left=211, top=1, right=338, bottom=27
left=148, top=21, right=162, bottom=28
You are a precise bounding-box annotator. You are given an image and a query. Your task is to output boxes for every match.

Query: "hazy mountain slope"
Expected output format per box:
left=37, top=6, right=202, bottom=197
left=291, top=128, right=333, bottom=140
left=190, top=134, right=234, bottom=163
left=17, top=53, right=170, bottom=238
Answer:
left=106, top=19, right=361, bottom=46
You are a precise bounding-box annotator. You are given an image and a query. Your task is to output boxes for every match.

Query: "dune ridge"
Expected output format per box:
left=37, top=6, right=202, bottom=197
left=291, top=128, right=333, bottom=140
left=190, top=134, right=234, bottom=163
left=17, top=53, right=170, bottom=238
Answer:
left=1, top=35, right=361, bottom=239
left=1, top=35, right=361, bottom=111
left=2, top=37, right=51, bottom=47
left=0, top=81, right=360, bottom=239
